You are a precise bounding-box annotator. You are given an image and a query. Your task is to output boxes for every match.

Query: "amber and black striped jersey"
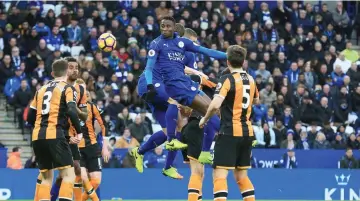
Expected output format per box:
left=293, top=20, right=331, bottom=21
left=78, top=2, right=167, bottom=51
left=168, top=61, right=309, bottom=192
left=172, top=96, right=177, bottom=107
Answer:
left=30, top=80, right=77, bottom=141
left=215, top=71, right=259, bottom=137
left=79, top=102, right=106, bottom=148
left=67, top=83, right=87, bottom=137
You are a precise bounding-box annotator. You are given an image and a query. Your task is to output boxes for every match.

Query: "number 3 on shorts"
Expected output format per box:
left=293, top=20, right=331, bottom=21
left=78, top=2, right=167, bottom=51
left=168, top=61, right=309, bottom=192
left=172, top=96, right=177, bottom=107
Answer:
left=242, top=85, right=250, bottom=109
left=41, top=91, right=53, bottom=114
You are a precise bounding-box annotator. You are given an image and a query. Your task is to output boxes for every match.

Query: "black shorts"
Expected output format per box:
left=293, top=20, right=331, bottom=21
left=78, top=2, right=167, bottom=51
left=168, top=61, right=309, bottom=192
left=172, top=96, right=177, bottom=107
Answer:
left=32, top=138, right=73, bottom=172
left=181, top=117, right=204, bottom=163
left=212, top=135, right=254, bottom=170
left=80, top=144, right=102, bottom=172
left=70, top=144, right=81, bottom=161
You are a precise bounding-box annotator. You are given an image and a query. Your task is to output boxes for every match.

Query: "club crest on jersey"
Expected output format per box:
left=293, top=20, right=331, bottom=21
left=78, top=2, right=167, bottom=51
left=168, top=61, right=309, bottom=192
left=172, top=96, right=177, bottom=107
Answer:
left=216, top=83, right=222, bottom=91
left=178, top=41, right=184, bottom=48
left=155, top=83, right=161, bottom=87
left=148, top=49, right=155, bottom=57
left=191, top=86, right=197, bottom=91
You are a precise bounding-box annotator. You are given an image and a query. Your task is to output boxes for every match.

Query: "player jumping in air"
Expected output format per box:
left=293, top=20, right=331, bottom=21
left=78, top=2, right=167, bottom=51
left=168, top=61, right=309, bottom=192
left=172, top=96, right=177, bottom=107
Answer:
left=199, top=45, right=258, bottom=201
left=143, top=16, right=226, bottom=154
left=79, top=90, right=110, bottom=201
left=27, top=59, right=83, bottom=201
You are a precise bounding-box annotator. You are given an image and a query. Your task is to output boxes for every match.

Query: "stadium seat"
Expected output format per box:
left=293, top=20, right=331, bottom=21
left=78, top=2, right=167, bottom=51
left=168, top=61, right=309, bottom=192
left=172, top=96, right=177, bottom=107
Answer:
left=151, top=124, right=162, bottom=133
left=70, top=46, right=85, bottom=57
left=54, top=4, right=63, bottom=17
left=42, top=4, right=55, bottom=17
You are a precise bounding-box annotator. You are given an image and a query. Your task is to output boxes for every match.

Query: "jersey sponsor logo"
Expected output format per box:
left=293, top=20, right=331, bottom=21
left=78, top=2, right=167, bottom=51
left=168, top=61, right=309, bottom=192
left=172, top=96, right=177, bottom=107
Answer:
left=148, top=49, right=155, bottom=57
left=167, top=52, right=184, bottom=61
left=216, top=83, right=222, bottom=91
left=178, top=41, right=184, bottom=48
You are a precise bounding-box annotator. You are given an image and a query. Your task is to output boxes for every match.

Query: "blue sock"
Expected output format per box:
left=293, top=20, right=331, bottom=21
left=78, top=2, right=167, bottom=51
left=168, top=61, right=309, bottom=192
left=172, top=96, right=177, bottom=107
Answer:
left=96, top=186, right=101, bottom=201
left=166, top=104, right=178, bottom=141
left=50, top=182, right=61, bottom=201
left=164, top=132, right=181, bottom=169
left=202, top=116, right=220, bottom=151
left=138, top=130, right=167, bottom=155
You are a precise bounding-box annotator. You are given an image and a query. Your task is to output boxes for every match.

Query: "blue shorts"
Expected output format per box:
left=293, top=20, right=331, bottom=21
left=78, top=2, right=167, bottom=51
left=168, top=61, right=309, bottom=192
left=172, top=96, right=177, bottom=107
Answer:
left=164, top=75, right=200, bottom=106
left=137, top=75, right=169, bottom=128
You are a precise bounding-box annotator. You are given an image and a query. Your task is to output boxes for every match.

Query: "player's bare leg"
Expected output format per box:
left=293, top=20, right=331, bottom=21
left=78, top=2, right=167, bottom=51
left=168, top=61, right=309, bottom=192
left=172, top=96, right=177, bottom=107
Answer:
left=73, top=160, right=83, bottom=201
left=81, top=168, right=99, bottom=201
left=59, top=167, right=76, bottom=201
left=188, top=159, right=204, bottom=201
left=234, top=169, right=255, bottom=201
left=213, top=168, right=229, bottom=201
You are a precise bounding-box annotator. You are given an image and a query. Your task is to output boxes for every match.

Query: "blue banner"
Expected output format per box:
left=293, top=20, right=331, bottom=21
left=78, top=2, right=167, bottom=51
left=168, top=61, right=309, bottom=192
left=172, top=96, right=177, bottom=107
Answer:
left=0, top=148, right=7, bottom=168
left=111, top=149, right=360, bottom=169
left=0, top=169, right=359, bottom=200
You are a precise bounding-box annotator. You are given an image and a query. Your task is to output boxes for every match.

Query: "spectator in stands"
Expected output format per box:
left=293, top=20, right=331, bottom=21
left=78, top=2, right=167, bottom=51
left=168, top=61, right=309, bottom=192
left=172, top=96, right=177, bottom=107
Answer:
left=4, top=67, right=23, bottom=101
left=140, top=109, right=153, bottom=134
left=13, top=79, right=31, bottom=129
left=347, top=133, right=359, bottom=149
left=259, top=82, right=276, bottom=107
left=105, top=95, right=124, bottom=121
left=66, top=16, right=81, bottom=46
left=255, top=122, right=276, bottom=148
left=278, top=149, right=298, bottom=169
left=342, top=41, right=359, bottom=62
left=332, top=133, right=347, bottom=150
left=280, top=129, right=296, bottom=149
left=7, top=147, right=22, bottom=170
left=333, top=53, right=351, bottom=74
left=296, top=130, right=310, bottom=150
left=128, top=114, right=149, bottom=143
left=0, top=55, right=14, bottom=92
left=115, top=107, right=133, bottom=134
left=340, top=148, right=358, bottom=169
left=313, top=132, right=331, bottom=149
left=273, top=119, right=286, bottom=147
left=24, top=153, right=37, bottom=168
left=144, top=146, right=166, bottom=168
left=115, top=128, right=139, bottom=149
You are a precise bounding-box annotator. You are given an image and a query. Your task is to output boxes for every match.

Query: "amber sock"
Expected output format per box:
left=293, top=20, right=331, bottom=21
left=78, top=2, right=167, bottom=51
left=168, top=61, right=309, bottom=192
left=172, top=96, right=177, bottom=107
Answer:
left=37, top=183, right=51, bottom=201
left=213, top=178, right=228, bottom=201
left=82, top=180, right=99, bottom=201
left=188, top=175, right=202, bottom=201
left=237, top=176, right=255, bottom=201
left=59, top=182, right=73, bottom=201
left=73, top=176, right=82, bottom=201
left=34, top=174, right=42, bottom=201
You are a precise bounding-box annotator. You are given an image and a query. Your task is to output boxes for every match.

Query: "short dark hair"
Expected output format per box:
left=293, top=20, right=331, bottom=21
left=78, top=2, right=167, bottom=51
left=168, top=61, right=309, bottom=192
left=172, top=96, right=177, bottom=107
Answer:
left=226, top=45, right=247, bottom=68
left=52, top=59, right=68, bottom=77
left=64, top=56, right=77, bottom=63
left=12, top=147, right=20, bottom=152
left=161, top=16, right=176, bottom=25
left=184, top=28, right=198, bottom=38
left=175, top=23, right=185, bottom=37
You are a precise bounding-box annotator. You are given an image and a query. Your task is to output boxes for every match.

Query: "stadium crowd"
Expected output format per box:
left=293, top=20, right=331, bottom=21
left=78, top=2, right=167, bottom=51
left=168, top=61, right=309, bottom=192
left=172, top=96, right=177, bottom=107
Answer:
left=1, top=0, right=360, bottom=167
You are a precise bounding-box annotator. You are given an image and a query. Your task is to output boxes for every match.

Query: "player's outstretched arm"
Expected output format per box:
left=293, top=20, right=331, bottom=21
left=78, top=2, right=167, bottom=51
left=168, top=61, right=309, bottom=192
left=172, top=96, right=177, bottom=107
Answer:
left=184, top=38, right=227, bottom=60
left=144, top=41, right=160, bottom=85
left=26, top=93, right=37, bottom=126
left=65, top=86, right=82, bottom=135
left=184, top=66, right=208, bottom=79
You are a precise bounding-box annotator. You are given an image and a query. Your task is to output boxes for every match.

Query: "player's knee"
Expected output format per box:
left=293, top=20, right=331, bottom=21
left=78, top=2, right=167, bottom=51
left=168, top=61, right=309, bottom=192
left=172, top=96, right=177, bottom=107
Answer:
left=213, top=168, right=228, bottom=179
left=234, top=169, right=248, bottom=181
left=191, top=161, right=204, bottom=178
left=60, top=167, right=76, bottom=183
left=73, top=161, right=81, bottom=176
left=40, top=171, right=54, bottom=185
left=80, top=167, right=88, bottom=181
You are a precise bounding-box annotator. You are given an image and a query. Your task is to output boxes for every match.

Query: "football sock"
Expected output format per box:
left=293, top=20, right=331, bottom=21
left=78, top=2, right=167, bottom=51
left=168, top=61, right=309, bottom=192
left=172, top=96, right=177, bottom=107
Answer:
left=38, top=183, right=51, bottom=201
left=59, top=182, right=73, bottom=201
left=237, top=177, right=255, bottom=201
left=82, top=180, right=99, bottom=201
left=188, top=175, right=202, bottom=201
left=34, top=174, right=42, bottom=201
left=202, top=116, right=219, bottom=151
left=198, top=190, right=202, bottom=201
left=96, top=187, right=101, bottom=201
left=138, top=130, right=167, bottom=155
left=50, top=182, right=61, bottom=201
left=73, top=176, right=82, bottom=201
left=213, top=178, right=228, bottom=201
left=166, top=104, right=178, bottom=141
left=164, top=132, right=181, bottom=169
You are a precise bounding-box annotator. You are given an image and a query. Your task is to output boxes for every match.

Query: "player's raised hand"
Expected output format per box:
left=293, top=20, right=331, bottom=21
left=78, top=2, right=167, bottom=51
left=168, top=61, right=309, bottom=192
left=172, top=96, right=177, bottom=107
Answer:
left=69, top=136, right=80, bottom=144
left=145, top=84, right=157, bottom=102
left=77, top=133, right=83, bottom=141
left=199, top=117, right=207, bottom=128
left=102, top=147, right=110, bottom=163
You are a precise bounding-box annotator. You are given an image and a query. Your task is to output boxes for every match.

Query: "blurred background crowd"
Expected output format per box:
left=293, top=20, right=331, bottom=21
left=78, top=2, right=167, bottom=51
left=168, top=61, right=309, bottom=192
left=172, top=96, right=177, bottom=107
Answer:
left=1, top=0, right=360, bottom=169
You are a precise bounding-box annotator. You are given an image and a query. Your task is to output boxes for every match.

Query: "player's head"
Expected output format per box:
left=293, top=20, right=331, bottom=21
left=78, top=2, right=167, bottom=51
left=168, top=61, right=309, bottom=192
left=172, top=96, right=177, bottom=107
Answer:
left=226, top=45, right=247, bottom=69
left=183, top=28, right=198, bottom=43
left=51, top=59, right=68, bottom=78
left=160, top=16, right=176, bottom=38
left=175, top=23, right=185, bottom=37
left=86, top=91, right=91, bottom=102
left=64, top=57, right=79, bottom=81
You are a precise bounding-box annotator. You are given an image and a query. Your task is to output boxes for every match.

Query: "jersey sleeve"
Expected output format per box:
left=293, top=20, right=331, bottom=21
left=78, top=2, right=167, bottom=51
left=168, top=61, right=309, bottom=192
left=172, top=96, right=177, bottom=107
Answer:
left=183, top=38, right=227, bottom=60
left=30, top=92, right=37, bottom=110
left=215, top=76, right=231, bottom=98
left=78, top=85, right=87, bottom=108
left=144, top=40, right=160, bottom=85
left=65, top=86, right=77, bottom=104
